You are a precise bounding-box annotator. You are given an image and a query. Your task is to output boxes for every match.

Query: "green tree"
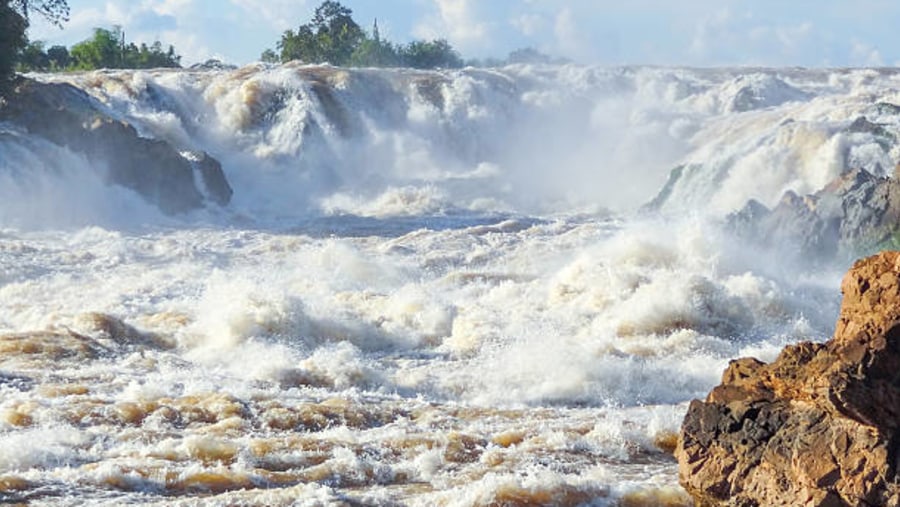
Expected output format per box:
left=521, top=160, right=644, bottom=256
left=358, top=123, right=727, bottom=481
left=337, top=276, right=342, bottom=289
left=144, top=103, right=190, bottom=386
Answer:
left=70, top=27, right=180, bottom=70
left=70, top=27, right=122, bottom=69
left=1, top=3, right=28, bottom=89
left=349, top=19, right=399, bottom=67
left=278, top=26, right=317, bottom=62
left=260, top=48, right=279, bottom=63
left=10, top=0, right=68, bottom=25
left=350, top=36, right=399, bottom=67
left=1, top=0, right=68, bottom=93
left=400, top=39, right=463, bottom=69
left=278, top=0, right=364, bottom=65
left=269, top=1, right=466, bottom=70
left=17, top=38, right=48, bottom=71
left=46, top=43, right=69, bottom=69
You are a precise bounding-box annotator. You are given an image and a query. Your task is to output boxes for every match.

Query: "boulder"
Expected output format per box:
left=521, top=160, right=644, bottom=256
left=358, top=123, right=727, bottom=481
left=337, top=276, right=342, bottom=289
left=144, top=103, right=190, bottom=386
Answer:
left=677, top=251, right=900, bottom=506
left=184, top=150, right=233, bottom=206
left=0, top=78, right=231, bottom=214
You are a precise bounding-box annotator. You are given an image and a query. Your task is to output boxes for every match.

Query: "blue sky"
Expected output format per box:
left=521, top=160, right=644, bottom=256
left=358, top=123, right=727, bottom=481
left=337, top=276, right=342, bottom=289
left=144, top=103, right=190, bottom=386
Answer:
left=25, top=0, right=900, bottom=67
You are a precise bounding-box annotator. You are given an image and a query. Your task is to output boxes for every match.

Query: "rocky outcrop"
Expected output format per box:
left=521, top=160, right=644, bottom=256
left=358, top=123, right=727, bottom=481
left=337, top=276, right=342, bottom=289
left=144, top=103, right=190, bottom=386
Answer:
left=728, top=168, right=900, bottom=262
left=184, top=150, right=233, bottom=206
left=0, top=77, right=231, bottom=214
left=677, top=251, right=900, bottom=506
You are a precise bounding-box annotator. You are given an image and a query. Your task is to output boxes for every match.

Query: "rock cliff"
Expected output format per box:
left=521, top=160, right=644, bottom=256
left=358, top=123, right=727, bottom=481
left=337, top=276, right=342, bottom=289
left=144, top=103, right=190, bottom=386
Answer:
left=0, top=77, right=232, bottom=214
left=677, top=251, right=900, bottom=506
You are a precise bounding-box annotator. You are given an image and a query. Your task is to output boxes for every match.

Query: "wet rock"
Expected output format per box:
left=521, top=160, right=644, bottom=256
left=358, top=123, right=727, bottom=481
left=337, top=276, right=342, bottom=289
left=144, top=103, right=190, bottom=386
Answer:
left=0, top=78, right=231, bottom=213
left=184, top=151, right=233, bottom=207
left=0, top=330, right=105, bottom=362
left=676, top=251, right=900, bottom=506
left=728, top=168, right=900, bottom=262
left=75, top=312, right=175, bottom=351
left=189, top=58, right=237, bottom=71
left=642, top=164, right=685, bottom=213
left=870, top=102, right=900, bottom=116
left=845, top=116, right=896, bottom=151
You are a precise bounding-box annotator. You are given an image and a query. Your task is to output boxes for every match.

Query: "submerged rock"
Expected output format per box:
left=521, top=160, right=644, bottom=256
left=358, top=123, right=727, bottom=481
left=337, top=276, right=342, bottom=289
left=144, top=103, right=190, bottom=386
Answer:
left=0, top=78, right=231, bottom=214
left=677, top=251, right=900, bottom=506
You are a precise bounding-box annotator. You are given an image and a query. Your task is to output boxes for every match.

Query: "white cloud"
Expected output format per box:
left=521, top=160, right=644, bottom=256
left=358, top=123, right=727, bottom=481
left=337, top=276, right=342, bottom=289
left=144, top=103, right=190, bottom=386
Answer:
left=851, top=40, right=884, bottom=67
left=775, top=22, right=812, bottom=51
left=687, top=7, right=819, bottom=65
left=510, top=13, right=544, bottom=37
left=553, top=7, right=588, bottom=60
left=229, top=0, right=310, bottom=32
left=28, top=0, right=216, bottom=65
left=689, top=8, right=733, bottom=58
left=414, top=0, right=489, bottom=52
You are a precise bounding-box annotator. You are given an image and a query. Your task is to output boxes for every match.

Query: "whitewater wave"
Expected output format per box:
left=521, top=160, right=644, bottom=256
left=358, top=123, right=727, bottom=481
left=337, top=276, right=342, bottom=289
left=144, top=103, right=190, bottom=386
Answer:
left=0, top=64, right=893, bottom=504
left=11, top=65, right=895, bottom=225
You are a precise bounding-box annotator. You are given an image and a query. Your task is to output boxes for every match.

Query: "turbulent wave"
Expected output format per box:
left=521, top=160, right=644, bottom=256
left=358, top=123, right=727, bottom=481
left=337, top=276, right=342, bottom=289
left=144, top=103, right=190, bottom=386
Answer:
left=9, top=64, right=895, bottom=224
left=32, top=63, right=694, bottom=220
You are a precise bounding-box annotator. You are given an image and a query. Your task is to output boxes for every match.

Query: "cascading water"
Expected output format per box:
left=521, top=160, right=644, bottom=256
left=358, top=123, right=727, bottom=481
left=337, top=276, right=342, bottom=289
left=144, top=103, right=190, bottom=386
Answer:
left=0, top=63, right=895, bottom=504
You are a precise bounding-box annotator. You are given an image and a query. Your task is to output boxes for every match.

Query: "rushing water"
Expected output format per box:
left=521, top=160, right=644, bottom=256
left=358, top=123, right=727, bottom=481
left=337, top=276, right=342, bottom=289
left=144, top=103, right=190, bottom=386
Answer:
left=2, top=62, right=895, bottom=505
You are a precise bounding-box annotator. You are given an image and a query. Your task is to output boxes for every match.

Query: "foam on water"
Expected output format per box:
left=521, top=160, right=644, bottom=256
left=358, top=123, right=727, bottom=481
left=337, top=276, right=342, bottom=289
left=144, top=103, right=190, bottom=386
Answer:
left=1, top=64, right=891, bottom=503
left=0, top=126, right=164, bottom=230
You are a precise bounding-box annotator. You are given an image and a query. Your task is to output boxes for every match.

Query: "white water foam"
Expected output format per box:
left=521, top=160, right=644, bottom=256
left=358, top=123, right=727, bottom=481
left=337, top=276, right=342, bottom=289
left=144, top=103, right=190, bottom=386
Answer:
left=1, top=64, right=891, bottom=504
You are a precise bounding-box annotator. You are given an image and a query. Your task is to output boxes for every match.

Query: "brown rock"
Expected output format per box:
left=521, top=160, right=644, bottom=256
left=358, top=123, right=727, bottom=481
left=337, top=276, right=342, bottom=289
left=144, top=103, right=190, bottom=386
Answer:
left=677, top=251, right=900, bottom=506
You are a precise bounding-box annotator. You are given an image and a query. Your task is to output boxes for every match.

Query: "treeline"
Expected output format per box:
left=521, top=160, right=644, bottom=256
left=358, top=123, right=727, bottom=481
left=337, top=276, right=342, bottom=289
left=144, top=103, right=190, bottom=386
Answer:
left=17, top=26, right=181, bottom=72
left=261, top=1, right=464, bottom=69
left=262, top=1, right=567, bottom=69
left=2, top=0, right=567, bottom=96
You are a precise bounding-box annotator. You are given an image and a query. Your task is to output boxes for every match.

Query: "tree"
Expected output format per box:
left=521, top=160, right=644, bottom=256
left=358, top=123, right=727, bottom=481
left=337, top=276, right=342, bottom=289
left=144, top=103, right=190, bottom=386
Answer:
left=10, top=0, right=68, bottom=26
left=17, top=38, right=48, bottom=71
left=312, top=0, right=364, bottom=63
left=3, top=0, right=69, bottom=93
left=69, top=27, right=181, bottom=70
left=260, top=48, right=279, bottom=63
left=400, top=39, right=463, bottom=69
left=349, top=18, right=400, bottom=67
left=46, top=44, right=69, bottom=69
left=278, top=0, right=364, bottom=65
left=268, top=1, right=465, bottom=70
left=350, top=36, right=399, bottom=67
left=1, top=2, right=28, bottom=89
left=278, top=26, right=317, bottom=62
left=70, top=27, right=122, bottom=69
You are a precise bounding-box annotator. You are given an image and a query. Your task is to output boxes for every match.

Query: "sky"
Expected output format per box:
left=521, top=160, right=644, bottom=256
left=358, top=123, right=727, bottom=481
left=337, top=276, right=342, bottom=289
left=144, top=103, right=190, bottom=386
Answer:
left=24, top=0, right=900, bottom=68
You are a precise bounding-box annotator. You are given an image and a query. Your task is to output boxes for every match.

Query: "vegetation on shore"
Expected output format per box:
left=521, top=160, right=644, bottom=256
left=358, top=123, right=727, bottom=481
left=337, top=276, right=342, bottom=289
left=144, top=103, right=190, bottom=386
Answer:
left=1, top=0, right=68, bottom=92
left=262, top=1, right=463, bottom=69
left=19, top=27, right=181, bottom=72
left=262, top=1, right=565, bottom=69
left=2, top=0, right=179, bottom=86
left=1, top=0, right=565, bottom=95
